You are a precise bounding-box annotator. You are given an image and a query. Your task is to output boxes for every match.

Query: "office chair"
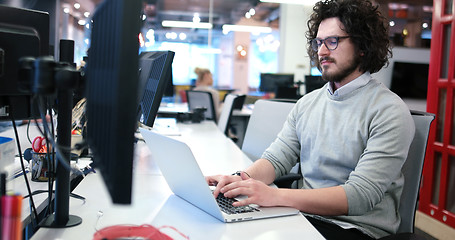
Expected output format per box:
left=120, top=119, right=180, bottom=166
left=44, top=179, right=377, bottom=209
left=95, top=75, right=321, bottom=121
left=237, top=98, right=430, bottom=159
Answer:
left=378, top=110, right=434, bottom=239
left=398, top=111, right=436, bottom=233
left=241, top=99, right=301, bottom=187
left=186, top=90, right=217, bottom=123
left=217, top=94, right=246, bottom=137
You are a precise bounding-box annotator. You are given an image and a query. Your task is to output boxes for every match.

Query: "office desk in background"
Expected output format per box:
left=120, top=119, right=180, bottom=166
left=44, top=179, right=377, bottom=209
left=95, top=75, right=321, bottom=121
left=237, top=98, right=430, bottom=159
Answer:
left=30, top=121, right=324, bottom=240
left=158, top=102, right=252, bottom=147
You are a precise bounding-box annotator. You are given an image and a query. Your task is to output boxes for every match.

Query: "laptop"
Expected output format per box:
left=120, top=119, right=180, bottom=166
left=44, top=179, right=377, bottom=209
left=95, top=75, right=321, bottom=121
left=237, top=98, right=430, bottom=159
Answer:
left=139, top=127, right=300, bottom=222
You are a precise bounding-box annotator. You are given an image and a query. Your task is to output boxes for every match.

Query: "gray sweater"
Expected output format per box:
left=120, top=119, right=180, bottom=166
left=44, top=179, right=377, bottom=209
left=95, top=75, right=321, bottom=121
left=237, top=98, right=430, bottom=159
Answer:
left=262, top=76, right=415, bottom=238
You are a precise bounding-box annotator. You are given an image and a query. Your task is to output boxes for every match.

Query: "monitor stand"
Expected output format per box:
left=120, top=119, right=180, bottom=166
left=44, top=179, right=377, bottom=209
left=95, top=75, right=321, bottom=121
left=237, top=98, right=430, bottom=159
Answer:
left=39, top=40, right=82, bottom=228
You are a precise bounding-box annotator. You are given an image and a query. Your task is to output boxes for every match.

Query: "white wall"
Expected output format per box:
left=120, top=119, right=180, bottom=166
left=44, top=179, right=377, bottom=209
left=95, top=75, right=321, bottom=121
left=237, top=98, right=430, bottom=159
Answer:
left=278, top=4, right=313, bottom=81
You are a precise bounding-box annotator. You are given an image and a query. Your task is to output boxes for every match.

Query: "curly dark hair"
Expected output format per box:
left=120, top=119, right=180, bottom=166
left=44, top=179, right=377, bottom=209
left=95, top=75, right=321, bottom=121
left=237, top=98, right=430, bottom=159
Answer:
left=306, top=0, right=392, bottom=74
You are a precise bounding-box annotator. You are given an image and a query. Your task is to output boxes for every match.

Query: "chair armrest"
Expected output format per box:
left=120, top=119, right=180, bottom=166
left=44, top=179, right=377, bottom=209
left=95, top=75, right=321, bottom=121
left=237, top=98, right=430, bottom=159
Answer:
left=273, top=173, right=302, bottom=188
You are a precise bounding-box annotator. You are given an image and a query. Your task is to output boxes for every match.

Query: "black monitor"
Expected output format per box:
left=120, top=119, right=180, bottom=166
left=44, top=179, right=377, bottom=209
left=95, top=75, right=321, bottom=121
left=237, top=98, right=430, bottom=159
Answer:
left=85, top=0, right=142, bottom=204
left=305, top=75, right=326, bottom=94
left=137, top=51, right=175, bottom=127
left=163, top=69, right=175, bottom=97
left=259, top=73, right=294, bottom=93
left=390, top=61, right=429, bottom=99
left=0, top=5, right=49, bottom=120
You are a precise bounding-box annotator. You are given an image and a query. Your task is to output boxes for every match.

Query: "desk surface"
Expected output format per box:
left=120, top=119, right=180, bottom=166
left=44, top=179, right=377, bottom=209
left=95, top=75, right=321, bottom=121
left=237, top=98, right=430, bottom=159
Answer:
left=30, top=121, right=324, bottom=240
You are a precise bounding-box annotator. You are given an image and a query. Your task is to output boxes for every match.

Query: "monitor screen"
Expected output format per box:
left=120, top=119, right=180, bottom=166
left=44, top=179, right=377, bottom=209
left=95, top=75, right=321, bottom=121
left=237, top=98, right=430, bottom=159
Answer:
left=137, top=51, right=175, bottom=127
left=259, top=73, right=294, bottom=93
left=305, top=75, right=326, bottom=94
left=390, top=61, right=429, bottom=100
left=0, top=5, right=49, bottom=120
left=85, top=0, right=142, bottom=204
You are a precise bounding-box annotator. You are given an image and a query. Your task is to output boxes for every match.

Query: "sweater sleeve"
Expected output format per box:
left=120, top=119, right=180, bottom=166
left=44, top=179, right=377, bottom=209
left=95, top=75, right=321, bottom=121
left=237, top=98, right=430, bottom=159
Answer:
left=261, top=103, right=302, bottom=178
left=342, top=101, right=415, bottom=216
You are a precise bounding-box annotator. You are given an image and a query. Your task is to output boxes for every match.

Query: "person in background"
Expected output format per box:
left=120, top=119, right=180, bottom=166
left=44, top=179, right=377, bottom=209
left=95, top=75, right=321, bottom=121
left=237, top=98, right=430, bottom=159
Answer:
left=205, top=0, right=415, bottom=239
left=193, top=67, right=221, bottom=120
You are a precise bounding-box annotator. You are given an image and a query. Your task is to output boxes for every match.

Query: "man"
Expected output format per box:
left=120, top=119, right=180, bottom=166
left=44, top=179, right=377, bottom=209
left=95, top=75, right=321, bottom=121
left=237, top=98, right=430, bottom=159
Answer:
left=206, top=0, right=415, bottom=239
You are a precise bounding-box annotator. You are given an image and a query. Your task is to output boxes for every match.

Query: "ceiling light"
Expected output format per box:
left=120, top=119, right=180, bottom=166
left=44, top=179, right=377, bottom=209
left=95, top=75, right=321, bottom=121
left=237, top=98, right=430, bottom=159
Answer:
left=193, top=13, right=201, bottom=23
left=74, top=3, right=80, bottom=9
left=84, top=12, right=90, bottom=18
left=146, top=29, right=155, bottom=40
left=260, top=0, right=319, bottom=6
left=402, top=29, right=408, bottom=36
left=222, top=24, right=272, bottom=34
left=165, top=32, right=178, bottom=40
left=179, top=33, right=187, bottom=40
left=162, top=20, right=212, bottom=29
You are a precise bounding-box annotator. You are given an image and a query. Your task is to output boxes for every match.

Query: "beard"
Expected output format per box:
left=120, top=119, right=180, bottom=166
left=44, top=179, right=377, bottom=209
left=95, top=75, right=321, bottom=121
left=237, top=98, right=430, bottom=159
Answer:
left=320, top=55, right=361, bottom=83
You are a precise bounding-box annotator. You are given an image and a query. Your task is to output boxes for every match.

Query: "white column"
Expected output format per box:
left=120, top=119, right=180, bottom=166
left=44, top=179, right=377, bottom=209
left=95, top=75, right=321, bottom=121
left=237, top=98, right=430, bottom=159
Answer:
left=278, top=4, right=313, bottom=83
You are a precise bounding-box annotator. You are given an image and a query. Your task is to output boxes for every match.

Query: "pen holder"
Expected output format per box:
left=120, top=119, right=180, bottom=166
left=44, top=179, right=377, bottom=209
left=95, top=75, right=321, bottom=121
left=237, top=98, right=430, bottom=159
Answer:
left=30, top=152, right=54, bottom=182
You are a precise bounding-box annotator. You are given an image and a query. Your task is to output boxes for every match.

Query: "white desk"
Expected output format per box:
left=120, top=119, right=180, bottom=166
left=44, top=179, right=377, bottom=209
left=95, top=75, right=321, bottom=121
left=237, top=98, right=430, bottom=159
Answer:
left=30, top=121, right=324, bottom=240
left=158, top=102, right=252, bottom=147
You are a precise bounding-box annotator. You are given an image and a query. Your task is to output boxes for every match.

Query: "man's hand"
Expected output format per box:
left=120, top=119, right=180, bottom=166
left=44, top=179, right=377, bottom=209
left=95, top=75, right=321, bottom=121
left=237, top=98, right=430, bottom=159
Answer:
left=205, top=174, right=242, bottom=198
left=219, top=172, right=278, bottom=207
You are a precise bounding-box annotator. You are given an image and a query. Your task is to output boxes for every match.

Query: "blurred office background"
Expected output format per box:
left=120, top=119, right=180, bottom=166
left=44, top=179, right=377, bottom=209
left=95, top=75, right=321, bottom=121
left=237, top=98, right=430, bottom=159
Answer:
left=2, top=1, right=453, bottom=239
left=0, top=0, right=433, bottom=102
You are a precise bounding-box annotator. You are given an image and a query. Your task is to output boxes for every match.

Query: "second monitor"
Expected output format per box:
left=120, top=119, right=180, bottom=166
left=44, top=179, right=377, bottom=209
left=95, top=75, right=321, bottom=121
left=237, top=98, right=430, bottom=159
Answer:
left=259, top=73, right=294, bottom=93
left=137, top=51, right=175, bottom=128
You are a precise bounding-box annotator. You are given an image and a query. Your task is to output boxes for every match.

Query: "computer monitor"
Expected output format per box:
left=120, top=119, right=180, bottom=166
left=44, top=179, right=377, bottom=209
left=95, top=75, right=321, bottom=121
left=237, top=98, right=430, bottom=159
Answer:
left=259, top=73, right=294, bottom=93
left=305, top=75, right=326, bottom=94
left=85, top=0, right=142, bottom=204
left=0, top=5, right=49, bottom=120
left=390, top=61, right=429, bottom=100
left=163, top=69, right=175, bottom=97
left=137, top=51, right=175, bottom=127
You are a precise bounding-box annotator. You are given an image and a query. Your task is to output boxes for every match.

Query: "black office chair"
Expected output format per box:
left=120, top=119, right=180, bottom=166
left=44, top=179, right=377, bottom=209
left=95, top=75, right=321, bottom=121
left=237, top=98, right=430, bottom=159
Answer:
left=186, top=90, right=217, bottom=123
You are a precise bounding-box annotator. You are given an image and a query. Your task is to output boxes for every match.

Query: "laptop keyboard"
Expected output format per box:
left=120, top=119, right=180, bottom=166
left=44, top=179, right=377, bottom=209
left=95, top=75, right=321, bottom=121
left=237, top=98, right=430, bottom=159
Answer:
left=216, top=193, right=259, bottom=215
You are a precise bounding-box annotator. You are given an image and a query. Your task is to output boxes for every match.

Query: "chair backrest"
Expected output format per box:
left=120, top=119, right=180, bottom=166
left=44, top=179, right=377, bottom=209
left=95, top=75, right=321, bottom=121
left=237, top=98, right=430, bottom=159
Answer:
left=217, top=94, right=246, bottom=135
left=186, top=90, right=217, bottom=123
left=398, top=110, right=435, bottom=233
left=241, top=99, right=296, bottom=160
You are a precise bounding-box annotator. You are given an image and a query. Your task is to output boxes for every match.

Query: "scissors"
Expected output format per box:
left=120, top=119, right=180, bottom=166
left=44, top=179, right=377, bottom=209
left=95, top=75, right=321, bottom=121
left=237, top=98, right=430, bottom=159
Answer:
left=32, top=136, right=47, bottom=153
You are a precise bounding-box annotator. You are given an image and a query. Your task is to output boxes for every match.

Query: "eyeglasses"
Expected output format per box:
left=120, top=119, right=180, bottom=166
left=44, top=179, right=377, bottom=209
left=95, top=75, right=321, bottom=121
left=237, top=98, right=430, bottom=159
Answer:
left=311, top=36, right=350, bottom=51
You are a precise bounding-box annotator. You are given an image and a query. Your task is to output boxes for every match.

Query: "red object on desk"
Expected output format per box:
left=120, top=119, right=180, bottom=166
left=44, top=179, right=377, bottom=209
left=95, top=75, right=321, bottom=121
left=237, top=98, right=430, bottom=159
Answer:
left=32, top=136, right=47, bottom=153
left=1, top=194, right=22, bottom=240
left=93, top=224, right=176, bottom=240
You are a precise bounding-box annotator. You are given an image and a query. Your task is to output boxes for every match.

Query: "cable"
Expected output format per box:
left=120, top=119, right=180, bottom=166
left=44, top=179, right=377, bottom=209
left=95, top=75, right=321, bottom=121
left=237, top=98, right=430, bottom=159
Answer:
left=10, top=114, right=40, bottom=226
left=32, top=95, right=82, bottom=175
left=23, top=190, right=86, bottom=203
left=26, top=119, right=32, bottom=144
left=46, top=101, right=56, bottom=215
